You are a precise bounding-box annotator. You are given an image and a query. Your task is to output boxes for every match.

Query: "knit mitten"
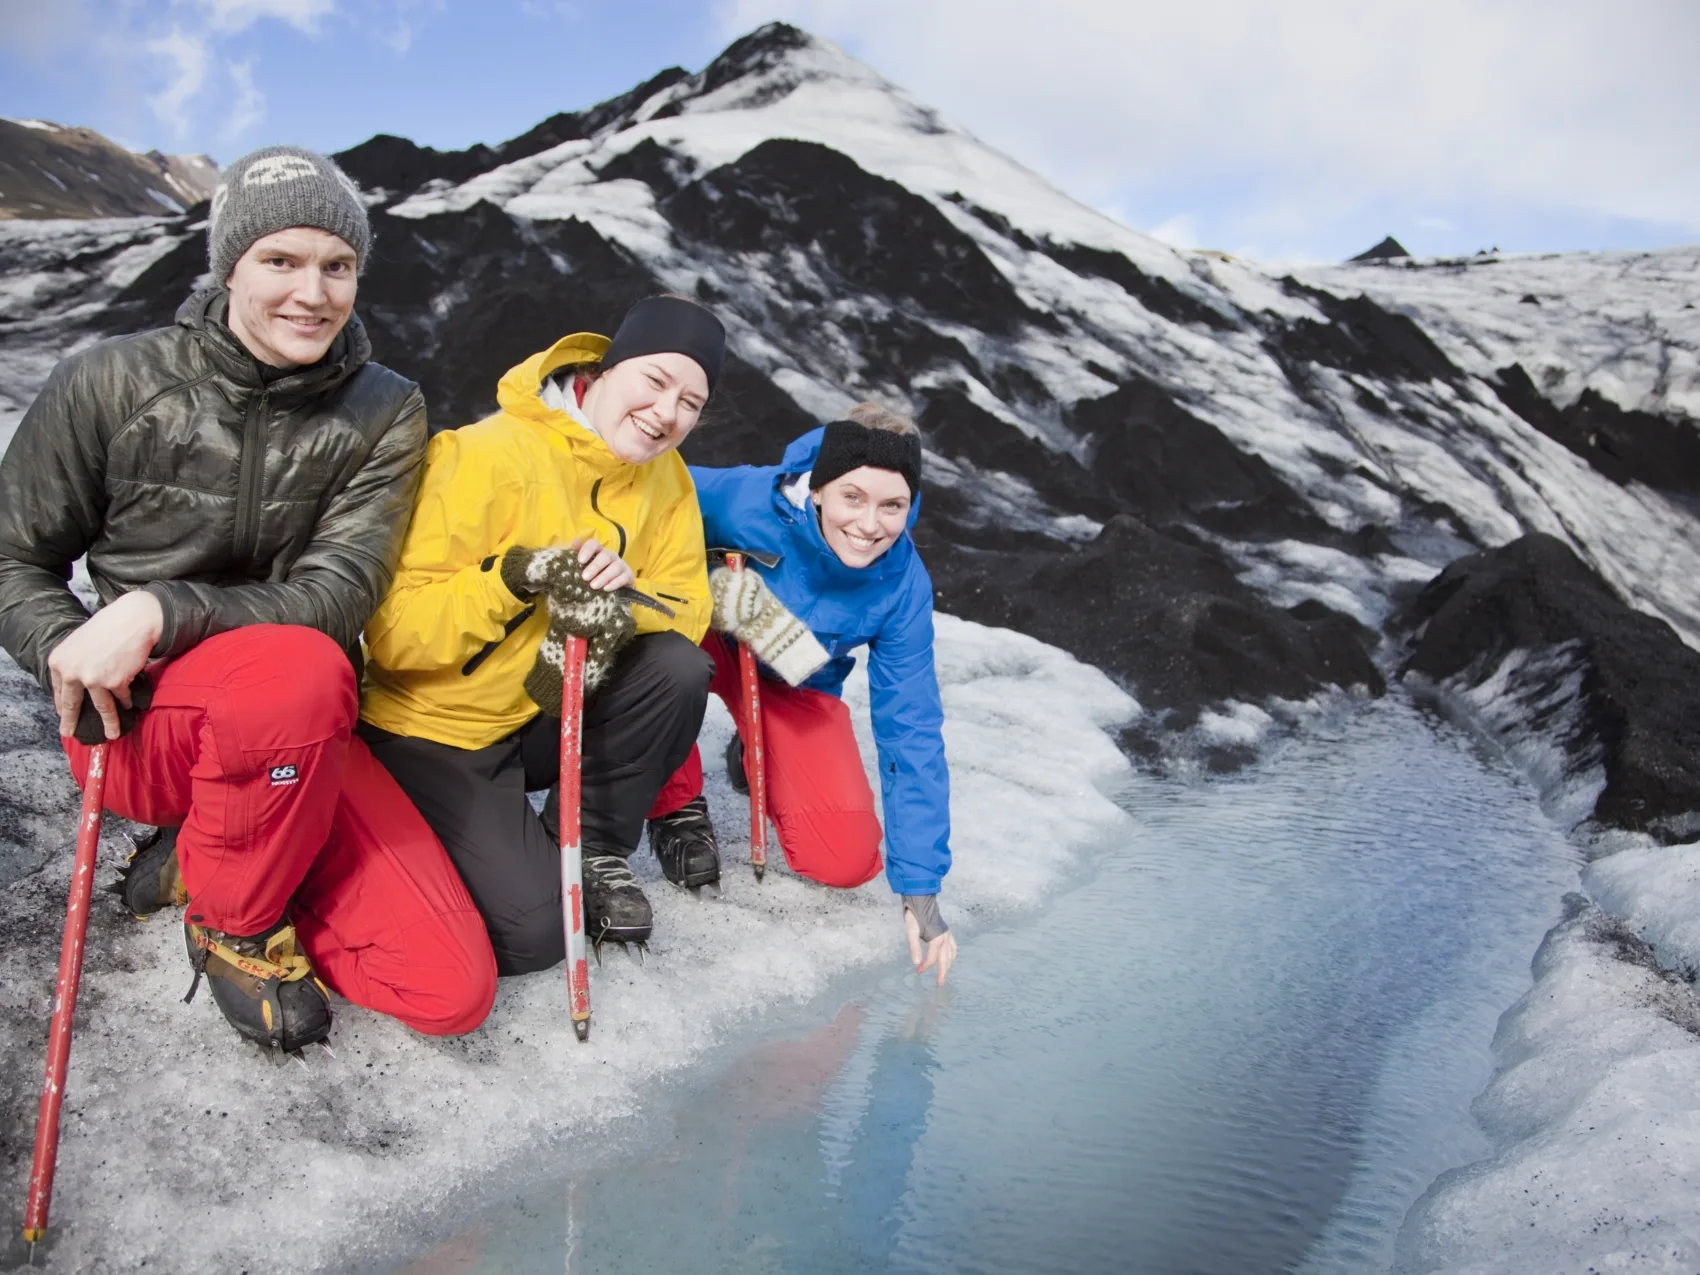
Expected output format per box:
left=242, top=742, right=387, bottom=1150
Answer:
left=501, top=546, right=636, bottom=714
left=708, top=565, right=830, bottom=687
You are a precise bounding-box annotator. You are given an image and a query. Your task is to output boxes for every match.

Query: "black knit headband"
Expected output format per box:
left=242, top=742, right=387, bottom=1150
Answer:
left=602, top=296, right=726, bottom=393
left=809, top=420, right=922, bottom=497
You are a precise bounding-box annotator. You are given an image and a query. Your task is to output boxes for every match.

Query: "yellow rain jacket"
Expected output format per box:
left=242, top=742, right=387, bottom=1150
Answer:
left=360, top=333, right=711, bottom=749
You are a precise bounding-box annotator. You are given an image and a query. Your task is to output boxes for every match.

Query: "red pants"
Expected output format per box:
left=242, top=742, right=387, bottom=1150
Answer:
left=652, top=632, right=883, bottom=889
left=63, top=626, right=496, bottom=1036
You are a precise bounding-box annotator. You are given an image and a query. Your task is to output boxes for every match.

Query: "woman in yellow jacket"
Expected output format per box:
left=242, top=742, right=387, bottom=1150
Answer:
left=359, top=297, right=724, bottom=972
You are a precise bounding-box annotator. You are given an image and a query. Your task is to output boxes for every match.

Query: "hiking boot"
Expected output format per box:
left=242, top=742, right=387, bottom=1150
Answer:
left=726, top=734, right=749, bottom=796
left=183, top=917, right=331, bottom=1053
left=110, top=826, right=186, bottom=917
left=581, top=853, right=653, bottom=947
left=648, top=795, right=722, bottom=890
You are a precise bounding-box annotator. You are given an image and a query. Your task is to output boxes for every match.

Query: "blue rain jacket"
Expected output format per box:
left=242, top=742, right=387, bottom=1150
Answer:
left=689, top=427, right=951, bottom=895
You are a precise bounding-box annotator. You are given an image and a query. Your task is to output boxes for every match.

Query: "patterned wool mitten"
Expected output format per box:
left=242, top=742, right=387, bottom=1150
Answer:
left=708, top=565, right=830, bottom=687
left=501, top=546, right=637, bottom=714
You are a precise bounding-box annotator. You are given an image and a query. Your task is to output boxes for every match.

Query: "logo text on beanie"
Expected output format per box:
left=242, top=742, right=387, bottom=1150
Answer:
left=243, top=155, right=319, bottom=187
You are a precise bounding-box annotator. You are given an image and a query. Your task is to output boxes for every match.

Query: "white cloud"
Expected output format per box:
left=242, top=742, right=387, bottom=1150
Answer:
left=225, top=59, right=266, bottom=138
left=181, top=0, right=337, bottom=34
left=372, top=0, right=444, bottom=56
left=0, top=0, right=90, bottom=53
left=721, top=0, right=1700, bottom=249
left=113, top=0, right=342, bottom=149
left=520, top=0, right=584, bottom=20
left=144, top=28, right=210, bottom=137
left=1147, top=213, right=1201, bottom=251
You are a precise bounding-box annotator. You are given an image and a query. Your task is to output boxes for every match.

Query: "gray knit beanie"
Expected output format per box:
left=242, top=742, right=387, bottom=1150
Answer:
left=208, top=145, right=371, bottom=283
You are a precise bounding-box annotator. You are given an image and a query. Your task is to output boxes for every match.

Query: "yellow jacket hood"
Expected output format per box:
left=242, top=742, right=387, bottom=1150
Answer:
left=360, top=335, right=711, bottom=749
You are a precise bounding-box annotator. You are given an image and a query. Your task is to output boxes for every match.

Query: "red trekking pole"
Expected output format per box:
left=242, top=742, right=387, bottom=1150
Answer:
left=725, top=553, right=769, bottom=883
left=558, top=635, right=591, bottom=1043
left=22, top=741, right=110, bottom=1258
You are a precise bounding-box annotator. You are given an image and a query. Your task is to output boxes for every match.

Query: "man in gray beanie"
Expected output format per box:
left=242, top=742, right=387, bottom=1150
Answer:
left=0, top=143, right=497, bottom=1059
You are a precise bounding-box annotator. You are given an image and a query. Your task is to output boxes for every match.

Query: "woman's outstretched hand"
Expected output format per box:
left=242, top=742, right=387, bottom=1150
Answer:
left=571, top=537, right=636, bottom=592
left=905, top=906, right=958, bottom=986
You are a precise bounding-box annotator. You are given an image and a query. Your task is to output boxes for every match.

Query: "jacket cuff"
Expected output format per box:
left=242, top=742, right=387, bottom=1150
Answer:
left=142, top=581, right=188, bottom=658
left=902, top=894, right=948, bottom=941
left=498, top=546, right=536, bottom=601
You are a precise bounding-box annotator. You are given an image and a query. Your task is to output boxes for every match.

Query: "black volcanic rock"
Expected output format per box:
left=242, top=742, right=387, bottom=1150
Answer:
left=1041, top=239, right=1237, bottom=331
left=98, top=225, right=211, bottom=335
left=921, top=514, right=1384, bottom=721
left=355, top=203, right=662, bottom=427
left=1350, top=236, right=1410, bottom=262
left=678, top=353, right=817, bottom=468
left=694, top=22, right=818, bottom=99
left=663, top=139, right=1046, bottom=334
left=1398, top=533, right=1700, bottom=840
left=335, top=67, right=690, bottom=201
left=1493, top=363, right=1700, bottom=499
left=593, top=137, right=696, bottom=197
left=502, top=68, right=692, bottom=164
left=920, top=390, right=1116, bottom=520
left=333, top=134, right=498, bottom=197
left=1270, top=283, right=1461, bottom=386
left=1072, top=375, right=1344, bottom=543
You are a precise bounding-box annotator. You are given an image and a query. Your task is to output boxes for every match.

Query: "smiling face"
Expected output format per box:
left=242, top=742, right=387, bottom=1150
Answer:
left=812, top=465, right=913, bottom=568
left=581, top=352, right=710, bottom=464
left=223, top=227, right=358, bottom=368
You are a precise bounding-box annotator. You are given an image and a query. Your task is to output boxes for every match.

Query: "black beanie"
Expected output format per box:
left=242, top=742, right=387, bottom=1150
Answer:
left=600, top=296, right=726, bottom=393
left=809, top=420, right=923, bottom=497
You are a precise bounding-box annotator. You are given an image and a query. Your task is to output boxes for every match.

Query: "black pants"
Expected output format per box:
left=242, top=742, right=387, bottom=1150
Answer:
left=361, top=631, right=712, bottom=975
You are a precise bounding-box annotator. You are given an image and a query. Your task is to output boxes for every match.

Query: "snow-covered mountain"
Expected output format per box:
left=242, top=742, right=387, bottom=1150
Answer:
left=9, top=25, right=1698, bottom=822
left=3, top=22, right=1700, bottom=1273
left=0, top=118, right=217, bottom=220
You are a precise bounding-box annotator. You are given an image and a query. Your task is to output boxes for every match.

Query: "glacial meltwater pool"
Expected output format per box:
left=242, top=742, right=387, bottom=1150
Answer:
left=377, top=693, right=1582, bottom=1275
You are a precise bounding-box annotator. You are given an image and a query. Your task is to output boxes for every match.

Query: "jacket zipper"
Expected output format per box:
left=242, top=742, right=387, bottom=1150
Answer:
left=588, top=477, right=627, bottom=558
left=232, top=388, right=268, bottom=565
left=462, top=605, right=537, bottom=676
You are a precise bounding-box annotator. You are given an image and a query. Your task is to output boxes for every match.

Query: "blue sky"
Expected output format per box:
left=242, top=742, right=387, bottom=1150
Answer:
left=3, top=0, right=1696, bottom=263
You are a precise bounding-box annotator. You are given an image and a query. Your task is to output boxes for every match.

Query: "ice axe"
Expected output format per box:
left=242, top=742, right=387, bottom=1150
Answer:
left=22, top=741, right=110, bottom=1259
left=724, top=553, right=770, bottom=882
left=559, top=634, right=592, bottom=1042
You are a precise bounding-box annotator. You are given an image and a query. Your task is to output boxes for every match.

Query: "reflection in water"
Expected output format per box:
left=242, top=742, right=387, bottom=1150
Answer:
left=821, top=998, right=941, bottom=1271
left=382, top=696, right=1581, bottom=1275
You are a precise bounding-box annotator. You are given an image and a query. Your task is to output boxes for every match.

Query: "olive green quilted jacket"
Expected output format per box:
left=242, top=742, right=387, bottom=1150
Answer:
left=0, top=288, right=426, bottom=690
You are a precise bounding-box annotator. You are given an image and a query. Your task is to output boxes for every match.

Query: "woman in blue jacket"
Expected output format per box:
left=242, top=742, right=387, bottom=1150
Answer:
left=646, top=404, right=957, bottom=983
